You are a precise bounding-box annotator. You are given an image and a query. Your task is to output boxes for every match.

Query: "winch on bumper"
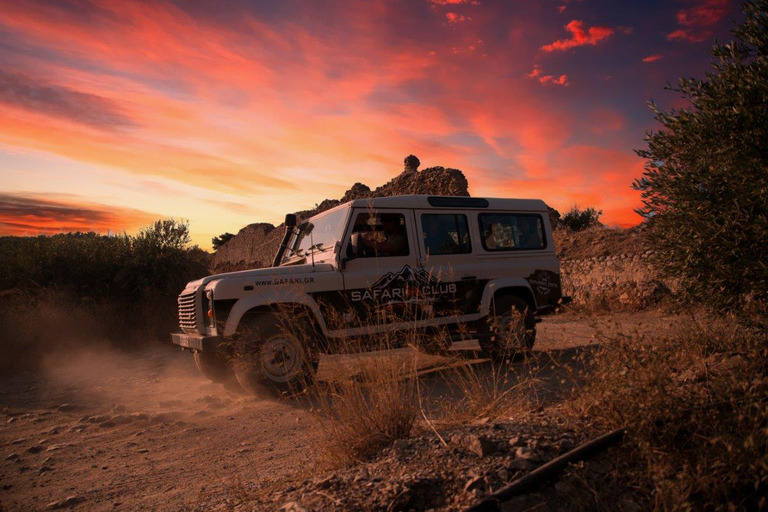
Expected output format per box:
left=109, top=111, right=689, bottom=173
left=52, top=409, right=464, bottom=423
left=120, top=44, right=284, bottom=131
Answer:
left=171, top=332, right=221, bottom=352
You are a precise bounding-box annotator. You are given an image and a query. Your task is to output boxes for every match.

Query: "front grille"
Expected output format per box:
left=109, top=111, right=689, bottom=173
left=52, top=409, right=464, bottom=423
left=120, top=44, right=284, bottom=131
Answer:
left=178, top=291, right=198, bottom=333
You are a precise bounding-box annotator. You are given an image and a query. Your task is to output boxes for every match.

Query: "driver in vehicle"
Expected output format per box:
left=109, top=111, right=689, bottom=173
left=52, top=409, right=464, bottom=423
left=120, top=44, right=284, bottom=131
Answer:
left=361, top=213, right=408, bottom=256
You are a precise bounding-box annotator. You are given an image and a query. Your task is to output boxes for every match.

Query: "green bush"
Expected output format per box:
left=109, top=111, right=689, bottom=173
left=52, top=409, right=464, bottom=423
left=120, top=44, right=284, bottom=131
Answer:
left=0, top=219, right=210, bottom=372
left=561, top=206, right=602, bottom=231
left=634, top=0, right=768, bottom=315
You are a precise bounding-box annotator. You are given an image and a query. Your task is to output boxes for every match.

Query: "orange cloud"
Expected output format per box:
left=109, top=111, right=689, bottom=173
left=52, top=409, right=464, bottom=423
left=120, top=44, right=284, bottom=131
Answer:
left=667, top=0, right=730, bottom=42
left=541, top=20, right=615, bottom=52
left=642, top=54, right=663, bottom=63
left=0, top=192, right=158, bottom=236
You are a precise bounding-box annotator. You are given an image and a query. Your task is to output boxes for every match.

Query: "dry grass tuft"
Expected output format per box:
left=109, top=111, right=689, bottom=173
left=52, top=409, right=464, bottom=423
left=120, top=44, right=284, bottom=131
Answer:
left=571, top=314, right=768, bottom=509
left=311, top=356, right=420, bottom=467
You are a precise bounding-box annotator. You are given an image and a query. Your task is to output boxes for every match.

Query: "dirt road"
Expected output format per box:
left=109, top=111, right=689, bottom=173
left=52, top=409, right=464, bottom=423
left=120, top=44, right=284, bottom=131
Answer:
left=0, top=311, right=685, bottom=511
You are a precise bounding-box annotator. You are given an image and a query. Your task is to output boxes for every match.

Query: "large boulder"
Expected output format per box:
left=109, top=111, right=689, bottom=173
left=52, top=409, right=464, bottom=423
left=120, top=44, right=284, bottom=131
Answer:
left=212, top=158, right=470, bottom=272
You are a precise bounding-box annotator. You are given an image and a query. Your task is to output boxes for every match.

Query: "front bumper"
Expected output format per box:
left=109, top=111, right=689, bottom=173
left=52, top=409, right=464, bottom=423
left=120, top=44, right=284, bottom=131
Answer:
left=171, top=332, right=221, bottom=352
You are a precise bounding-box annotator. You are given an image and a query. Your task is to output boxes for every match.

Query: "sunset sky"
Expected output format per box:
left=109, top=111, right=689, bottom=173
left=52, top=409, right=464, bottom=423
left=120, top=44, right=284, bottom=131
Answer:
left=0, top=0, right=739, bottom=248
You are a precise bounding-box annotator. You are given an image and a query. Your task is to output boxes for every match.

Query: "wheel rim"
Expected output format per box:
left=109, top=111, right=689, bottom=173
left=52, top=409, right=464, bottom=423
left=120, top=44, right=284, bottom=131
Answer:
left=260, top=335, right=304, bottom=383
left=495, top=311, right=527, bottom=352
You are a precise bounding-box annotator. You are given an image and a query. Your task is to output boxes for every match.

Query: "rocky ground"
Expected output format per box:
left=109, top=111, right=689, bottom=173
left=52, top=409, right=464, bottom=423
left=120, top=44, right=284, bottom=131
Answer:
left=0, top=311, right=686, bottom=511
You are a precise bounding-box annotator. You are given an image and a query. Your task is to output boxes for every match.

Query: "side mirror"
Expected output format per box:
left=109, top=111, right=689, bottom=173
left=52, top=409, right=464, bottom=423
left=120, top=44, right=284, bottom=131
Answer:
left=341, top=234, right=360, bottom=270
left=285, top=213, right=297, bottom=228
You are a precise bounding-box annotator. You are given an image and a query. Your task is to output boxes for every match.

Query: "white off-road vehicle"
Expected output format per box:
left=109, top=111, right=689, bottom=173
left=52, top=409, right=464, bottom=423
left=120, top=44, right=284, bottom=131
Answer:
left=172, top=195, right=568, bottom=393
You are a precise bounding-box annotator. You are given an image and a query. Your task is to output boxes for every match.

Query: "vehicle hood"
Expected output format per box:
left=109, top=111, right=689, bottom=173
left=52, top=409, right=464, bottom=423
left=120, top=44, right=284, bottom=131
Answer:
left=183, top=263, right=335, bottom=292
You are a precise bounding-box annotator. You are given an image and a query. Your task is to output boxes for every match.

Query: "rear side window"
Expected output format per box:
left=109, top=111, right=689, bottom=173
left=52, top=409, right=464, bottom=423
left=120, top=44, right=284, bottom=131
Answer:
left=478, top=213, right=545, bottom=251
left=421, top=214, right=471, bottom=255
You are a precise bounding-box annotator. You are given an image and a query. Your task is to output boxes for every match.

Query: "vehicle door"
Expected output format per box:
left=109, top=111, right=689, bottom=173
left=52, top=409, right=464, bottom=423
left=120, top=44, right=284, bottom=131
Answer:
left=337, top=208, right=420, bottom=330
left=414, top=211, right=485, bottom=321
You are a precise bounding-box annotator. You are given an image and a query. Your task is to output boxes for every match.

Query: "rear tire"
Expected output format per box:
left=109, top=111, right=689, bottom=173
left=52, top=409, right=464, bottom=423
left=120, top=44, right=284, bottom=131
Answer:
left=232, top=313, right=318, bottom=396
left=479, top=296, right=536, bottom=362
left=193, top=351, right=231, bottom=384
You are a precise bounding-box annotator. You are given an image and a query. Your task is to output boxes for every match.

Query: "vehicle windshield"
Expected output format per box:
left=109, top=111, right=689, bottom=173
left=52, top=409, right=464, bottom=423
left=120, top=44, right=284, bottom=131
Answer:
left=281, top=206, right=349, bottom=265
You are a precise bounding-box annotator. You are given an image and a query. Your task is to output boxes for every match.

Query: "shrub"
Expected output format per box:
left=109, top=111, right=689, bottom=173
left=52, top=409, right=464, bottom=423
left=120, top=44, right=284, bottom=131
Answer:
left=572, top=318, right=768, bottom=509
left=0, top=219, right=210, bottom=372
left=633, top=0, right=768, bottom=315
left=212, top=232, right=235, bottom=250
left=561, top=206, right=602, bottom=232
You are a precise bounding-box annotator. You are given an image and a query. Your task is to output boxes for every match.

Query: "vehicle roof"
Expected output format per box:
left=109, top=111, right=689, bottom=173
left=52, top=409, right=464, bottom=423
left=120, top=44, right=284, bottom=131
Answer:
left=338, top=195, right=549, bottom=212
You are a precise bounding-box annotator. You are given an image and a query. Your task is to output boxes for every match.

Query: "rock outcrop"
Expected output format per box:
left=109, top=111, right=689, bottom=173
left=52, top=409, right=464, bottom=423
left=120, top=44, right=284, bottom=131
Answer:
left=212, top=158, right=469, bottom=272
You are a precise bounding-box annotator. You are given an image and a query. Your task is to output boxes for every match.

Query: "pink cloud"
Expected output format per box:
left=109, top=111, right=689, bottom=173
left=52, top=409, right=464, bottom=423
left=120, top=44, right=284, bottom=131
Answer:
left=525, top=65, right=542, bottom=78
left=446, top=12, right=470, bottom=23
left=428, top=0, right=480, bottom=5
left=541, top=20, right=615, bottom=52
left=642, top=54, right=663, bottom=63
left=667, top=0, right=730, bottom=43
left=558, top=5, right=567, bottom=14
left=525, top=65, right=568, bottom=86
left=539, top=74, right=569, bottom=86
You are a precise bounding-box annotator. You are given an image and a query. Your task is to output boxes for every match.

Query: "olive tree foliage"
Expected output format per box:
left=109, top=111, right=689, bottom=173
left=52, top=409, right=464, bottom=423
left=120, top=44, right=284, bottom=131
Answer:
left=633, top=1, right=768, bottom=312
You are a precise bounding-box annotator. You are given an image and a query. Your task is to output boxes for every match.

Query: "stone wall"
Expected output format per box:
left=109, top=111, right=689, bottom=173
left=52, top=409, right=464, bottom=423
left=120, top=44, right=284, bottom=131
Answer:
left=560, top=250, right=671, bottom=310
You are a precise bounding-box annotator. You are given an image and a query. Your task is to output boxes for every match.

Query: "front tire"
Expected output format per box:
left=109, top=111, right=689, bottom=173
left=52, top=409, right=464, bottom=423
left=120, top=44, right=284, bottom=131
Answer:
left=193, top=351, right=231, bottom=383
left=232, top=313, right=318, bottom=396
left=479, top=296, right=536, bottom=362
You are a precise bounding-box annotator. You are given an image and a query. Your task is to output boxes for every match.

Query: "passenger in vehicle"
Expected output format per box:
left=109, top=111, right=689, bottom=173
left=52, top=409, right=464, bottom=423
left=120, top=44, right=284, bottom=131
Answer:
left=517, top=217, right=542, bottom=248
left=484, top=222, right=498, bottom=249
left=423, top=216, right=459, bottom=255
left=361, top=213, right=408, bottom=256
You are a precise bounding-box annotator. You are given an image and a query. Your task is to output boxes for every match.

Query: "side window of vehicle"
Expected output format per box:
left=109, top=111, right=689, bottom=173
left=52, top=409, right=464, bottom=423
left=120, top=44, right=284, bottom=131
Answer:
left=348, top=212, right=410, bottom=258
left=421, top=214, right=472, bottom=255
left=478, top=213, right=545, bottom=251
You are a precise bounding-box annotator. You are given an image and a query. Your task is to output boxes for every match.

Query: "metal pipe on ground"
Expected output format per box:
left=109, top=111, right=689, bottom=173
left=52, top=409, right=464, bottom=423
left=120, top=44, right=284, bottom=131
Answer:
left=465, top=427, right=625, bottom=512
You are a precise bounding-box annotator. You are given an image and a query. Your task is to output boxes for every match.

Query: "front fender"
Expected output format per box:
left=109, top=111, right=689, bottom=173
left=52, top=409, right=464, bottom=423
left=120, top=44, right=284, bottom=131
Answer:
left=223, top=289, right=328, bottom=337
left=478, top=278, right=536, bottom=315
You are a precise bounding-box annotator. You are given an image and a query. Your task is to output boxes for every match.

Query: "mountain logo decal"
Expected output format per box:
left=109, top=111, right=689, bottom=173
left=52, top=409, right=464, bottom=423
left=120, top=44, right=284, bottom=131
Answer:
left=350, top=265, right=457, bottom=302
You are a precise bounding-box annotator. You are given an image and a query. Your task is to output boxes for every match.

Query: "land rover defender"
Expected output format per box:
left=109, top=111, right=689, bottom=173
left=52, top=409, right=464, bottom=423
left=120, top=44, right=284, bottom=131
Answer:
left=171, top=195, right=568, bottom=394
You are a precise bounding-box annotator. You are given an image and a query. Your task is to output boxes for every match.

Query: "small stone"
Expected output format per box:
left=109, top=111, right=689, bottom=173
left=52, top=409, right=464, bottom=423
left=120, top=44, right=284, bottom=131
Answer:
left=46, top=496, right=80, bottom=509
left=158, top=400, right=182, bottom=408
left=99, top=421, right=116, bottom=428
left=508, top=436, right=522, bottom=446
left=278, top=502, right=307, bottom=512
left=510, top=458, right=532, bottom=471
left=11, top=438, right=27, bottom=445
left=46, top=444, right=68, bottom=452
left=138, top=449, right=149, bottom=454
left=57, top=404, right=79, bottom=412
left=515, top=447, right=534, bottom=459
left=497, top=469, right=510, bottom=481
left=27, top=445, right=43, bottom=454
left=464, top=434, right=497, bottom=457
left=464, top=475, right=485, bottom=492
left=39, top=466, right=53, bottom=474
left=393, top=439, right=409, bottom=451
left=5, top=453, right=19, bottom=461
